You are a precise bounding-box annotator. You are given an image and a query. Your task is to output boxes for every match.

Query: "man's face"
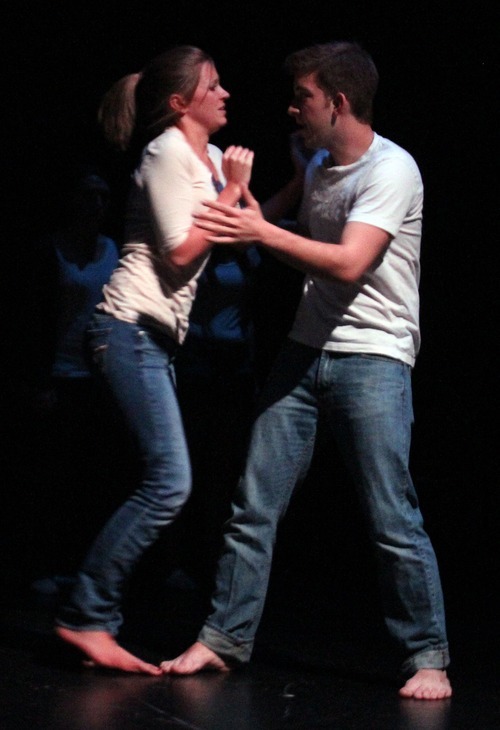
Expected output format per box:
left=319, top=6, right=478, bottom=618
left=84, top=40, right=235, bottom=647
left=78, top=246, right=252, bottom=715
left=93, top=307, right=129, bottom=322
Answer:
left=288, top=72, right=335, bottom=149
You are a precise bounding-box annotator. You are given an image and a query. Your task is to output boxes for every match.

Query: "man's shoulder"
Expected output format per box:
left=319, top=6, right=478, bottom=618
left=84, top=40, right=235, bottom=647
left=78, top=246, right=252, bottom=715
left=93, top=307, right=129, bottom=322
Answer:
left=362, top=135, right=423, bottom=195
left=372, top=134, right=420, bottom=171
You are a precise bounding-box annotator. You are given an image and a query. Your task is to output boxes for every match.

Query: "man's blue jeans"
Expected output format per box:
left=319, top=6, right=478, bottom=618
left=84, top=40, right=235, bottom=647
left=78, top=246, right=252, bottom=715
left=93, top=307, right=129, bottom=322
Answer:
left=198, top=338, right=450, bottom=675
left=56, top=313, right=191, bottom=635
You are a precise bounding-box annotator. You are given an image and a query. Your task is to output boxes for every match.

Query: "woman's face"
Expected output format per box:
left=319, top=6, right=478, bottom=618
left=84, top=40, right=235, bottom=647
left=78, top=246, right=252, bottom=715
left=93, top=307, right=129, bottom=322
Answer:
left=183, top=62, right=230, bottom=134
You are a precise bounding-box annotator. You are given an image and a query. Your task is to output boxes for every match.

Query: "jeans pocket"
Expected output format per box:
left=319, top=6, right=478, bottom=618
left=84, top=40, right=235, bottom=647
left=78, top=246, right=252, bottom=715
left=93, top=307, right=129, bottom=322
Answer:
left=86, top=314, right=113, bottom=373
left=359, top=353, right=401, bottom=364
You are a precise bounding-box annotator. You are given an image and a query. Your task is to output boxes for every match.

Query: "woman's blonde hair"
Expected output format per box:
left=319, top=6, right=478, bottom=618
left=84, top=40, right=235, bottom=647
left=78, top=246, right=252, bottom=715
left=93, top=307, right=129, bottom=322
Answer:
left=98, top=45, right=214, bottom=152
left=98, top=73, right=141, bottom=151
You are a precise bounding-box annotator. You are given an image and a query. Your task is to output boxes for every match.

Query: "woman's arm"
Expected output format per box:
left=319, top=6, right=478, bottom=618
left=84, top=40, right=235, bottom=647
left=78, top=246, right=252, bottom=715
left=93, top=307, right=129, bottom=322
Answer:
left=194, top=184, right=391, bottom=283
left=168, top=146, right=254, bottom=272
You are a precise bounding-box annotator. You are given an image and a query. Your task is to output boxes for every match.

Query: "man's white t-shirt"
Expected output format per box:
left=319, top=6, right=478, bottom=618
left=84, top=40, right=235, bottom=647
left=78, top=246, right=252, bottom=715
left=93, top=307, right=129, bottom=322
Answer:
left=290, top=133, right=423, bottom=367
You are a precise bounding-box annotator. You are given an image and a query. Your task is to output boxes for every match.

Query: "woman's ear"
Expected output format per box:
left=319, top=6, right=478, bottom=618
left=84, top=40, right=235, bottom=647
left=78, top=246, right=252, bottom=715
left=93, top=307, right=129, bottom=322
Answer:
left=169, top=93, right=188, bottom=114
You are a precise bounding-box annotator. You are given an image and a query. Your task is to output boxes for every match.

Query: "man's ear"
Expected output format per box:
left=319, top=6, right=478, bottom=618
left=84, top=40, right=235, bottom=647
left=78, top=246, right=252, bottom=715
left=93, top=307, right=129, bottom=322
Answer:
left=330, top=92, right=348, bottom=124
left=331, top=92, right=346, bottom=111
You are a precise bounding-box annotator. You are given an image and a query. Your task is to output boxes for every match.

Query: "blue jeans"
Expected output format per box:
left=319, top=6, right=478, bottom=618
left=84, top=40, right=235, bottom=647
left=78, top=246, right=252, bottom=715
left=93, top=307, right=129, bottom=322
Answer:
left=198, top=339, right=450, bottom=675
left=56, top=313, right=191, bottom=635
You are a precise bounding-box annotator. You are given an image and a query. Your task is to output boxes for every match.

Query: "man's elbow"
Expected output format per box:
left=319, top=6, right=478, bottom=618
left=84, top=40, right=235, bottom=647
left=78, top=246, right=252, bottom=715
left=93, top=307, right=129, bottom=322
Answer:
left=327, top=264, right=364, bottom=283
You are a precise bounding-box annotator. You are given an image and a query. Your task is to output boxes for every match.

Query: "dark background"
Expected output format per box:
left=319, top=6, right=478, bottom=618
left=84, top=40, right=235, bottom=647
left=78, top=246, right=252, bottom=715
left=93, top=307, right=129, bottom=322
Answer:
left=2, top=0, right=498, bottom=631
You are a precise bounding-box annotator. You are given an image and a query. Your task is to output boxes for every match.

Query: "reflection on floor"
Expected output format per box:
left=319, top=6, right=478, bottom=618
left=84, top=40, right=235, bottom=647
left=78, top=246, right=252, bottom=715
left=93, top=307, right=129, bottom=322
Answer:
left=2, top=422, right=498, bottom=728
left=1, top=554, right=499, bottom=730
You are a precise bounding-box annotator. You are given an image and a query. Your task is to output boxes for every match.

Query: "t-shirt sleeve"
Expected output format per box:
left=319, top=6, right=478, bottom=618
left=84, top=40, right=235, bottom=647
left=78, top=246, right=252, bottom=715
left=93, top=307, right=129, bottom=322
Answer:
left=347, top=156, right=422, bottom=237
left=141, top=141, right=198, bottom=253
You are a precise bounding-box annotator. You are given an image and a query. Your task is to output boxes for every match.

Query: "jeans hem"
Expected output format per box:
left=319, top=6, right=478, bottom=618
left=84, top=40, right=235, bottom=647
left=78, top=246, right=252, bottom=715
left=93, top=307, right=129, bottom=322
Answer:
left=400, top=646, right=450, bottom=676
left=198, top=623, right=253, bottom=665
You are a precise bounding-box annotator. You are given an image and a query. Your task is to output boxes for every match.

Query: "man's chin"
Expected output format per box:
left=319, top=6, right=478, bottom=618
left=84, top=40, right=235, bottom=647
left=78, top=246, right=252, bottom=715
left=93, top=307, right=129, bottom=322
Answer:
left=299, top=130, right=316, bottom=149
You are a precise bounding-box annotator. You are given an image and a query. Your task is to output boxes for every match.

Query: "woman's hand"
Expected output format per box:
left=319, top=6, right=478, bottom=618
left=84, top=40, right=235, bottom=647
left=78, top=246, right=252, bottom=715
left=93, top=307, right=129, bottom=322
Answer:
left=194, top=184, right=264, bottom=243
left=222, top=146, right=254, bottom=188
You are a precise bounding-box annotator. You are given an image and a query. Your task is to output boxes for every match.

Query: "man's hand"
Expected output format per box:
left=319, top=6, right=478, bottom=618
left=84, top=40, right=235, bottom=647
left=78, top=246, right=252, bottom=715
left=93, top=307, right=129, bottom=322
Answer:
left=194, top=184, right=264, bottom=244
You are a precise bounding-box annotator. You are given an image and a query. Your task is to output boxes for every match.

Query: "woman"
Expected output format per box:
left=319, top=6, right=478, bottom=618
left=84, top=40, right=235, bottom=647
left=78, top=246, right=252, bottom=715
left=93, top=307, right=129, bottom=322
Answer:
left=55, top=45, right=254, bottom=675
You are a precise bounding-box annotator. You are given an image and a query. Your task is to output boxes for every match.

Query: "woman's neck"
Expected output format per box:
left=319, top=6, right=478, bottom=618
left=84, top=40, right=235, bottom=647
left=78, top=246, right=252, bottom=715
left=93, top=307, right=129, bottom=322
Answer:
left=177, top=120, right=210, bottom=162
left=177, top=123, right=220, bottom=181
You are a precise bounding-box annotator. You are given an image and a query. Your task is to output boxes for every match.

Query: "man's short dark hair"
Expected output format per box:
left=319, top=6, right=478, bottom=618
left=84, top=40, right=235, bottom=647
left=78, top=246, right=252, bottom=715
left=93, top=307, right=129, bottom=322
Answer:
left=285, top=41, right=379, bottom=123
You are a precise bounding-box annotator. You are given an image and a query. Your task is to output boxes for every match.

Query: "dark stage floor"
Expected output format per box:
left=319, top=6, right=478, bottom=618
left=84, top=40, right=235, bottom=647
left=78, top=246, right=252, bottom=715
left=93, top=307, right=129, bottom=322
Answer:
left=2, top=414, right=497, bottom=728
left=1, top=560, right=499, bottom=730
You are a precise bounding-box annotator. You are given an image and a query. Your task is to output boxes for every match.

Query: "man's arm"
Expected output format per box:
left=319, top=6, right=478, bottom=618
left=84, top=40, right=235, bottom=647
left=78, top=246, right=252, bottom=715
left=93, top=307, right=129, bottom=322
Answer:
left=260, top=132, right=309, bottom=224
left=194, top=184, right=391, bottom=283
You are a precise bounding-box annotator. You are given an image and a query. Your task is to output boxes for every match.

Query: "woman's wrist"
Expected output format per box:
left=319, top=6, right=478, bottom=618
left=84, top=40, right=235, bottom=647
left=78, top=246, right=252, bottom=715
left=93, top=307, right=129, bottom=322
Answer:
left=220, top=180, right=243, bottom=204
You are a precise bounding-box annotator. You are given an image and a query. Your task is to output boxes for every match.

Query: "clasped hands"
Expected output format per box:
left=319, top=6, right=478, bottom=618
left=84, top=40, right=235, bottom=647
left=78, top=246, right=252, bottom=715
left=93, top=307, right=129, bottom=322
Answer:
left=194, top=184, right=264, bottom=244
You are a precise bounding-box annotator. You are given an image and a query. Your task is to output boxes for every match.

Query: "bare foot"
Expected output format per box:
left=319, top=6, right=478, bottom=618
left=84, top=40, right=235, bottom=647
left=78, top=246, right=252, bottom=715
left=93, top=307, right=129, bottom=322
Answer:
left=160, top=641, right=231, bottom=675
left=399, top=669, right=452, bottom=700
left=55, top=626, right=162, bottom=675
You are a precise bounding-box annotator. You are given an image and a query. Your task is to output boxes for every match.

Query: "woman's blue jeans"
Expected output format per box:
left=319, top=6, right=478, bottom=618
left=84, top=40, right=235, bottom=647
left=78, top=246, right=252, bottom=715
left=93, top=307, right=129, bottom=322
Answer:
left=198, top=338, right=450, bottom=676
left=56, top=313, right=191, bottom=635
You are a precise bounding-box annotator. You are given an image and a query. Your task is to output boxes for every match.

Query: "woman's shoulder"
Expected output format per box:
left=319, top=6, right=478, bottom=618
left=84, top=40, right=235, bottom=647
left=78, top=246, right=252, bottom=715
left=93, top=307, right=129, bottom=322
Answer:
left=138, top=128, right=196, bottom=180
left=146, top=127, right=193, bottom=159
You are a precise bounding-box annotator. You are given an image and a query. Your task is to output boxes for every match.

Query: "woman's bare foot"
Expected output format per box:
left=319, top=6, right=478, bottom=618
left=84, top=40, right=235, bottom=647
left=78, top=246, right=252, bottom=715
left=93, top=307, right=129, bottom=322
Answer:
left=399, top=669, right=452, bottom=700
left=55, top=626, right=162, bottom=675
left=160, top=642, right=231, bottom=674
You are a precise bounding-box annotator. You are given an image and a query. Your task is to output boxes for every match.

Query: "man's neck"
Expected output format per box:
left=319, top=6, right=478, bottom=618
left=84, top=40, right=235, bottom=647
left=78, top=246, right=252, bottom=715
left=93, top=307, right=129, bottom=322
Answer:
left=327, top=123, right=374, bottom=166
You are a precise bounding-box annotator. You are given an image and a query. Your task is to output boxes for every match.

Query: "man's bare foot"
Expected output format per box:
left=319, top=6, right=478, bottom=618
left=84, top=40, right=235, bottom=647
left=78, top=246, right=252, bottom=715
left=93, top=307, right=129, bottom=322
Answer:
left=160, top=642, right=231, bottom=675
left=55, top=626, right=162, bottom=675
left=399, top=669, right=452, bottom=700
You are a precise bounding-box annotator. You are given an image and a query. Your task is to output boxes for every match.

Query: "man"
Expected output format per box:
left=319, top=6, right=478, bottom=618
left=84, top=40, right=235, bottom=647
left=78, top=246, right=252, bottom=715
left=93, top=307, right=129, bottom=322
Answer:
left=161, top=41, right=452, bottom=700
